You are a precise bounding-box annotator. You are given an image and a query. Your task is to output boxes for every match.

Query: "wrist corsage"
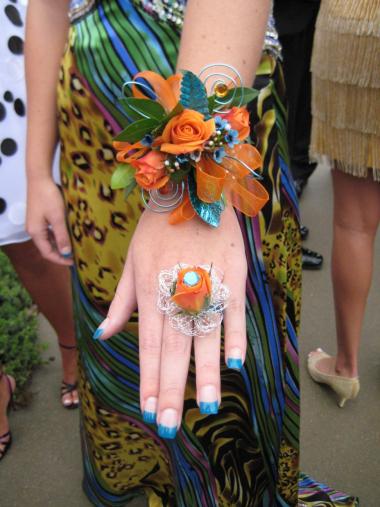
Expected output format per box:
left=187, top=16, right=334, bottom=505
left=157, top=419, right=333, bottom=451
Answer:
left=112, top=64, right=269, bottom=227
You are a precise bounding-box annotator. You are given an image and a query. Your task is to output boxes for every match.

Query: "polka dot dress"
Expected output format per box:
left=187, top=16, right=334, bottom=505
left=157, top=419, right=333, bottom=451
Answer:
left=0, top=0, right=59, bottom=246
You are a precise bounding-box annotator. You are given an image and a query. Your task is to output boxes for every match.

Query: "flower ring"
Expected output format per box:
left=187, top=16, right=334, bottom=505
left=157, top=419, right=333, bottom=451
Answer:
left=157, top=264, right=229, bottom=337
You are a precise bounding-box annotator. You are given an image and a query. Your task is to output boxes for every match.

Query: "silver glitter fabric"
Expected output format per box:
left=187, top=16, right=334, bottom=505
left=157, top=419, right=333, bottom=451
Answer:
left=157, top=264, right=230, bottom=336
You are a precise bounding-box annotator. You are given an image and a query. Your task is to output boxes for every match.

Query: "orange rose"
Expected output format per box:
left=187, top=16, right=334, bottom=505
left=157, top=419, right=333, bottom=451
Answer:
left=223, top=107, right=250, bottom=141
left=157, top=109, right=215, bottom=155
left=171, top=267, right=212, bottom=314
left=131, top=151, right=169, bottom=191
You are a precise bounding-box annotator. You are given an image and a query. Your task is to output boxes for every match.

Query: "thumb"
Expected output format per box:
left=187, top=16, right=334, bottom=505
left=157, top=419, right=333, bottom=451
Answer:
left=50, top=210, right=73, bottom=259
left=93, top=252, right=137, bottom=341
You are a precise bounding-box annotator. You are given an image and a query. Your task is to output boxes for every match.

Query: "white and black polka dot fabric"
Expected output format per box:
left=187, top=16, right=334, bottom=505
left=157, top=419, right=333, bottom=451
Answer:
left=0, top=0, right=59, bottom=246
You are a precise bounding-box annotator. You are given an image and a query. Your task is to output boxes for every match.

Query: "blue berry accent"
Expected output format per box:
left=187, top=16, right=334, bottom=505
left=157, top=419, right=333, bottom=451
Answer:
left=227, top=358, right=242, bottom=370
left=199, top=401, right=219, bottom=415
left=213, top=147, right=226, bottom=164
left=143, top=411, right=156, bottom=424
left=183, top=271, right=200, bottom=287
left=158, top=425, right=177, bottom=439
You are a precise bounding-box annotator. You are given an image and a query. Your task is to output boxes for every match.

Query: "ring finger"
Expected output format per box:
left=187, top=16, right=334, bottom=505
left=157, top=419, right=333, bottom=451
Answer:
left=157, top=317, right=192, bottom=439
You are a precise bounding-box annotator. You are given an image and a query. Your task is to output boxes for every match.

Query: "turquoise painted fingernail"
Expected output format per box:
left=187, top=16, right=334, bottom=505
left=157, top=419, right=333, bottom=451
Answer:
left=200, top=401, right=219, bottom=414
left=158, top=425, right=177, bottom=439
left=60, top=247, right=73, bottom=259
left=143, top=411, right=157, bottom=424
left=227, top=358, right=243, bottom=370
left=143, top=397, right=157, bottom=424
left=227, top=347, right=243, bottom=370
left=93, top=328, right=104, bottom=340
left=157, top=408, right=178, bottom=439
left=199, top=385, right=219, bottom=414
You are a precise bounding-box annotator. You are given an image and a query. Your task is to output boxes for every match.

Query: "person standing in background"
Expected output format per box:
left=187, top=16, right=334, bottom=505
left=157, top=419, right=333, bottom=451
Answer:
left=0, top=0, right=78, bottom=444
left=273, top=0, right=320, bottom=195
left=308, top=0, right=379, bottom=407
left=274, top=0, right=323, bottom=270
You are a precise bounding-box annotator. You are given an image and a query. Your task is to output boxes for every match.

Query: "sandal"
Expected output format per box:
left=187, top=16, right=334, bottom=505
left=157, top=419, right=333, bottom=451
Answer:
left=0, top=371, right=16, bottom=462
left=61, top=381, right=79, bottom=410
left=59, top=342, right=79, bottom=410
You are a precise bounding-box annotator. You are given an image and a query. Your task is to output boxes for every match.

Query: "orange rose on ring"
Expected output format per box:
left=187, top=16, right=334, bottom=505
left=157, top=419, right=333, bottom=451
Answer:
left=156, top=109, right=215, bottom=155
left=171, top=266, right=212, bottom=314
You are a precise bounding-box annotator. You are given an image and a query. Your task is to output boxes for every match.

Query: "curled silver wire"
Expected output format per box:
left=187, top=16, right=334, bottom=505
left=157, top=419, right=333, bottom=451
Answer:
left=198, top=63, right=244, bottom=113
left=141, top=181, right=185, bottom=213
left=121, top=80, right=156, bottom=119
left=224, top=154, right=263, bottom=180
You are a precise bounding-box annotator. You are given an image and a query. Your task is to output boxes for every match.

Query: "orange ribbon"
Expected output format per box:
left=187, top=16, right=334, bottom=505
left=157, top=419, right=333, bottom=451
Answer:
left=168, top=192, right=196, bottom=224
left=113, top=141, right=148, bottom=163
left=169, top=144, right=268, bottom=224
left=132, top=71, right=181, bottom=113
left=197, top=144, right=268, bottom=216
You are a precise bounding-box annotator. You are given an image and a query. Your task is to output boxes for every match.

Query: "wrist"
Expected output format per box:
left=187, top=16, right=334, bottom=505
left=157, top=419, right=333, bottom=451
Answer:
left=26, top=170, right=55, bottom=185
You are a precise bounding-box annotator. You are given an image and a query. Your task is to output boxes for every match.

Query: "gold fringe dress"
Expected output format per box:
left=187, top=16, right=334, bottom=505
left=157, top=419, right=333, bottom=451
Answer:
left=310, top=0, right=380, bottom=180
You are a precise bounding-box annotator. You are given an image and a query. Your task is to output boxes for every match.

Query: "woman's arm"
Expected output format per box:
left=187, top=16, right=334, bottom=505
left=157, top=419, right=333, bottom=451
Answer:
left=25, top=0, right=71, bottom=180
left=25, top=1, right=73, bottom=265
left=100, top=1, right=271, bottom=434
left=177, top=0, right=270, bottom=82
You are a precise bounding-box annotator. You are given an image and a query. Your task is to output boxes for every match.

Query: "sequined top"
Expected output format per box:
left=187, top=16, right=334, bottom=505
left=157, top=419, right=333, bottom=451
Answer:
left=69, top=0, right=281, bottom=58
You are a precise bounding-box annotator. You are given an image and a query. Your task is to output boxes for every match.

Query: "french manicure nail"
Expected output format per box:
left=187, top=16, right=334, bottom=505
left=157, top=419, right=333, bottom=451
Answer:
left=143, top=397, right=157, bottom=424
left=227, top=347, right=243, bottom=370
left=93, top=327, right=104, bottom=340
left=199, top=385, right=219, bottom=414
left=157, top=408, right=178, bottom=439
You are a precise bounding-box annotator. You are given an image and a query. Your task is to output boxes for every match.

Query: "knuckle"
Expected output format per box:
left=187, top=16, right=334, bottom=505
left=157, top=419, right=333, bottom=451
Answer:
left=198, top=362, right=220, bottom=379
left=163, top=333, right=187, bottom=354
left=140, top=335, right=161, bottom=354
left=227, top=298, right=245, bottom=314
left=160, top=385, right=183, bottom=401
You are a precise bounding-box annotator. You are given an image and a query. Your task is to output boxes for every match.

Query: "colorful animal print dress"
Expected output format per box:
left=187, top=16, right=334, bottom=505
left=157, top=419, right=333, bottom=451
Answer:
left=57, top=1, right=358, bottom=505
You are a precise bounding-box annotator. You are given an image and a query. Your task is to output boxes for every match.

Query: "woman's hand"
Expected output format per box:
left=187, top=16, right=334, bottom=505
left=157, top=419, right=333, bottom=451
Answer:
left=96, top=206, right=247, bottom=438
left=26, top=176, right=73, bottom=266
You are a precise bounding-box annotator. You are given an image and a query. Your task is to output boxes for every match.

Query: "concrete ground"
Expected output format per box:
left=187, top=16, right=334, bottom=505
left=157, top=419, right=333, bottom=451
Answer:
left=1, top=166, right=379, bottom=506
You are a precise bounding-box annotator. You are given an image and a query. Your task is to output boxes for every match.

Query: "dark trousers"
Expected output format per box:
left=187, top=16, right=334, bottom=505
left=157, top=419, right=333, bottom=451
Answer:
left=279, top=13, right=318, bottom=182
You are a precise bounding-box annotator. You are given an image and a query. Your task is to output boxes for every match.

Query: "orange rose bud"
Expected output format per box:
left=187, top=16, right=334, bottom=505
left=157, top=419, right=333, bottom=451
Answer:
left=157, top=109, right=215, bottom=155
left=131, top=151, right=169, bottom=191
left=223, top=107, right=250, bottom=141
left=171, top=267, right=212, bottom=314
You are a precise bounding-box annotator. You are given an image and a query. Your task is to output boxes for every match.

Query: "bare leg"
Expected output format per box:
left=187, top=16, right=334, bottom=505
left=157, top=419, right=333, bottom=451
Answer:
left=0, top=371, right=15, bottom=458
left=311, top=169, right=380, bottom=378
left=2, top=240, right=78, bottom=406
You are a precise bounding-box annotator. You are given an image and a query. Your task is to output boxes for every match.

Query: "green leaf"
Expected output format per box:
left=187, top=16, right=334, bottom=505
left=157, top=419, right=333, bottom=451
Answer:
left=170, top=163, right=192, bottom=183
left=114, top=118, right=159, bottom=143
left=120, top=98, right=166, bottom=121
left=180, top=71, right=210, bottom=117
left=111, top=164, right=135, bottom=190
left=124, top=179, right=138, bottom=199
left=150, top=103, right=185, bottom=138
left=165, top=102, right=184, bottom=122
left=208, top=95, right=216, bottom=115
left=209, top=87, right=259, bottom=111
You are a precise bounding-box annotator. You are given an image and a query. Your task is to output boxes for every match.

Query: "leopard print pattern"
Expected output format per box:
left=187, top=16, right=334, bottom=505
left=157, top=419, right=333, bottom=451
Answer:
left=57, top=34, right=143, bottom=306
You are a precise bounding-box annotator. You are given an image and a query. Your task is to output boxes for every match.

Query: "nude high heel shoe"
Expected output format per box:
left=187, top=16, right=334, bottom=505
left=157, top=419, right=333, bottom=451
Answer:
left=307, top=349, right=360, bottom=408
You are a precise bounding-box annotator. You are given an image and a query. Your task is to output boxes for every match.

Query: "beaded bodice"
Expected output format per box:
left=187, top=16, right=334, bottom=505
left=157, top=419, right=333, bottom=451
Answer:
left=69, top=0, right=281, bottom=57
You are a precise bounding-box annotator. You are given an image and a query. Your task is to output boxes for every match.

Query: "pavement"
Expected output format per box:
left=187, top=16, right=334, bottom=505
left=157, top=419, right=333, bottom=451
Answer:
left=1, top=166, right=379, bottom=507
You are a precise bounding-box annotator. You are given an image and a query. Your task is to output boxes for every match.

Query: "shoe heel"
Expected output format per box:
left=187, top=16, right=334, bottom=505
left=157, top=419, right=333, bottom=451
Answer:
left=338, top=397, right=347, bottom=408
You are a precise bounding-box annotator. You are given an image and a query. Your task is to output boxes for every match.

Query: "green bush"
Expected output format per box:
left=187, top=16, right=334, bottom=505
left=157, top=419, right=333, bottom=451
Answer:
left=0, top=250, right=43, bottom=402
